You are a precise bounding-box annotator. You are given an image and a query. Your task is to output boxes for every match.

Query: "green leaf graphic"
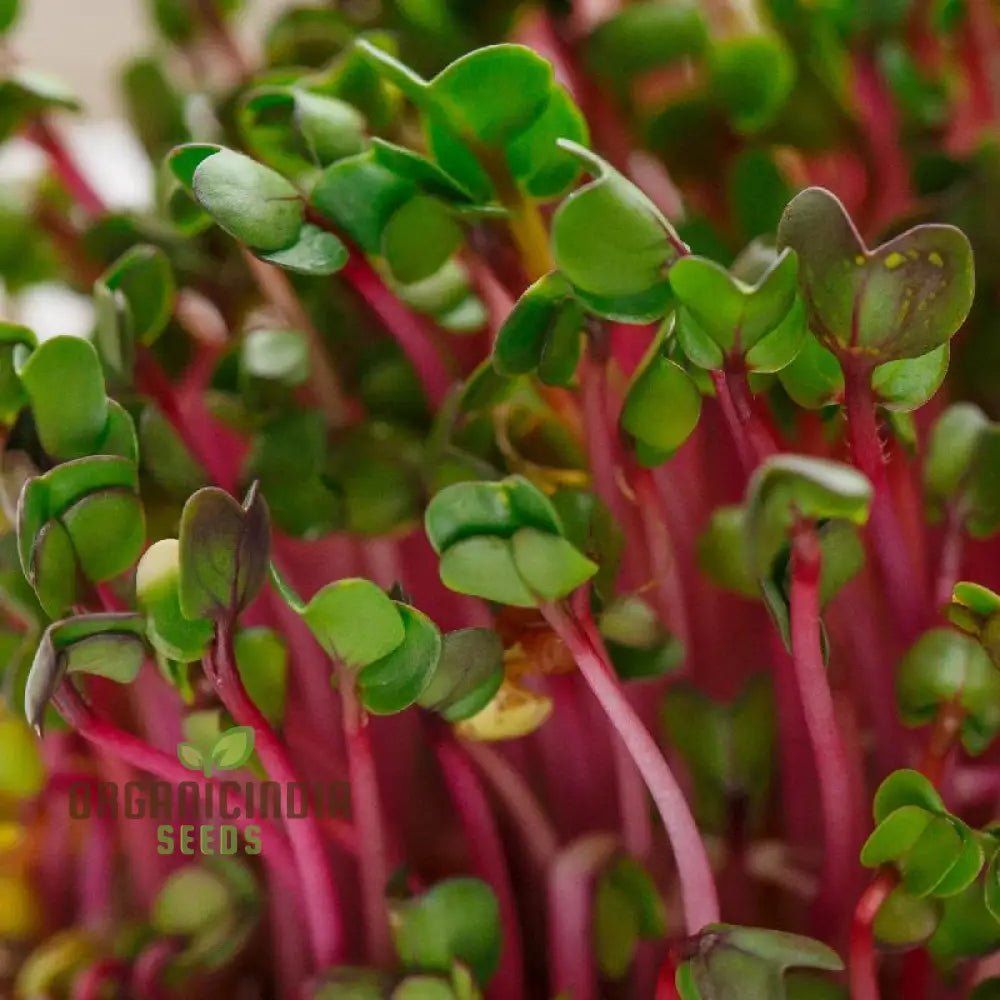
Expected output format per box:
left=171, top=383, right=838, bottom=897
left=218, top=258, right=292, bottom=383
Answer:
left=210, top=726, right=256, bottom=771
left=177, top=742, right=205, bottom=772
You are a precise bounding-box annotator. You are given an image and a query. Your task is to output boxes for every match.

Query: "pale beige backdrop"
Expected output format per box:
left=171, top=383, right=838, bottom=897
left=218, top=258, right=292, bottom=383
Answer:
left=15, top=0, right=284, bottom=116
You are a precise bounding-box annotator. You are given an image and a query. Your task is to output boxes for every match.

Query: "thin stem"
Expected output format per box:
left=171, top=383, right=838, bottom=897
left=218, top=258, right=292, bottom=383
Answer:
left=50, top=684, right=297, bottom=883
left=71, top=959, right=128, bottom=1000
left=337, top=663, right=393, bottom=966
left=918, top=701, right=966, bottom=788
left=547, top=833, right=619, bottom=1000
left=130, top=940, right=179, bottom=1000
left=462, top=741, right=560, bottom=870
left=207, top=630, right=343, bottom=967
left=849, top=872, right=896, bottom=1000
left=505, top=189, right=555, bottom=283
left=709, top=369, right=756, bottom=474
left=709, top=368, right=777, bottom=474
left=542, top=602, right=719, bottom=933
left=240, top=249, right=357, bottom=428
left=789, top=524, right=857, bottom=926
left=577, top=607, right=653, bottom=857
left=934, top=502, right=967, bottom=609
left=434, top=730, right=526, bottom=1000
left=841, top=359, right=924, bottom=638
left=340, top=254, right=454, bottom=407
left=26, top=118, right=106, bottom=218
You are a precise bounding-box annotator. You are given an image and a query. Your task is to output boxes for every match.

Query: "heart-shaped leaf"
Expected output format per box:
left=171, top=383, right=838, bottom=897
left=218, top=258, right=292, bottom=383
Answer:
left=417, top=628, right=504, bottom=722
left=391, top=878, right=501, bottom=986
left=234, top=627, right=288, bottom=726
left=137, top=539, right=214, bottom=664
left=25, top=613, right=146, bottom=734
left=744, top=455, right=873, bottom=578
left=551, top=142, right=679, bottom=311
left=777, top=187, right=974, bottom=362
left=178, top=484, right=270, bottom=622
left=620, top=352, right=702, bottom=461
left=873, top=769, right=946, bottom=822
left=356, top=603, right=441, bottom=714
left=18, top=336, right=108, bottom=461
left=492, top=272, right=582, bottom=383
left=170, top=145, right=304, bottom=253
left=895, top=628, right=1000, bottom=754
left=302, top=577, right=405, bottom=668
left=210, top=726, right=256, bottom=771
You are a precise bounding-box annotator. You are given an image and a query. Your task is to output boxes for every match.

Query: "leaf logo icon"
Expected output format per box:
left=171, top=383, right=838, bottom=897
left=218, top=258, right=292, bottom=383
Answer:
left=176, top=726, right=255, bottom=777
left=210, top=726, right=255, bottom=771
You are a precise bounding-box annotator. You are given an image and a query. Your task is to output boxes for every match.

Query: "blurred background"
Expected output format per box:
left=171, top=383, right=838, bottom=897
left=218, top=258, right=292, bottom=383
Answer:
left=16, top=0, right=282, bottom=116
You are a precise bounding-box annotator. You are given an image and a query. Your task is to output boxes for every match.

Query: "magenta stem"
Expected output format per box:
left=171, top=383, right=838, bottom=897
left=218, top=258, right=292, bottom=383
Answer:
left=462, top=741, right=559, bottom=870
left=542, top=603, right=719, bottom=933
left=547, top=833, right=619, bottom=1000
left=27, top=118, right=106, bottom=218
left=51, top=685, right=299, bottom=888
left=789, top=524, right=858, bottom=927
left=71, top=959, right=129, bottom=1000
left=207, top=630, right=344, bottom=967
left=849, top=873, right=895, bottom=1000
left=934, top=502, right=967, bottom=609
left=576, top=608, right=653, bottom=857
left=340, top=254, right=454, bottom=407
left=337, top=664, right=393, bottom=966
left=709, top=368, right=776, bottom=475
left=841, top=359, right=924, bottom=638
left=434, top=731, right=526, bottom=1000
left=131, top=940, right=179, bottom=1000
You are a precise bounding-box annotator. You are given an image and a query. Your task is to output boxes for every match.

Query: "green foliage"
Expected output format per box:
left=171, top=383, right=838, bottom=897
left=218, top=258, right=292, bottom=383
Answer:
left=592, top=855, right=666, bottom=978
left=492, top=272, right=582, bottom=385
left=300, top=577, right=404, bottom=668
left=391, top=878, right=502, bottom=986
left=778, top=186, right=974, bottom=363
left=25, top=613, right=146, bottom=734
left=178, top=485, right=270, bottom=623
left=426, top=475, right=596, bottom=606
left=551, top=143, right=678, bottom=321
left=896, top=629, right=1000, bottom=754
left=676, top=924, right=843, bottom=1000
left=671, top=247, right=804, bottom=373
left=862, top=770, right=985, bottom=899
left=151, top=859, right=260, bottom=972
left=16, top=455, right=145, bottom=618
left=662, top=676, right=773, bottom=833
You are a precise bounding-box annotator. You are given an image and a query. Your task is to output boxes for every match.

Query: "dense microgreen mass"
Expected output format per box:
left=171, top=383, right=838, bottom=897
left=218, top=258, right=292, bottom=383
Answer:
left=4, top=2, right=1000, bottom=997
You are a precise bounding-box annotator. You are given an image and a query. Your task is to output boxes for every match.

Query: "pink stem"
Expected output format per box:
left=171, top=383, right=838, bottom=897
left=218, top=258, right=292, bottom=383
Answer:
left=577, top=609, right=652, bottom=857
left=934, top=502, right=966, bottom=609
left=340, top=255, right=454, bottom=407
left=709, top=368, right=777, bottom=475
left=338, top=665, right=393, bottom=966
left=435, top=732, right=525, bottom=1000
left=841, top=359, right=923, bottom=639
left=131, top=940, right=179, bottom=1000
left=789, top=524, right=858, bottom=928
left=78, top=811, right=115, bottom=927
left=207, top=630, right=344, bottom=967
left=462, top=741, right=560, bottom=870
left=51, top=685, right=298, bottom=889
left=547, top=834, right=619, bottom=1000
left=542, top=603, right=719, bottom=933
left=71, top=959, right=128, bottom=1000
left=849, top=874, right=895, bottom=1000
left=27, top=118, right=106, bottom=218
